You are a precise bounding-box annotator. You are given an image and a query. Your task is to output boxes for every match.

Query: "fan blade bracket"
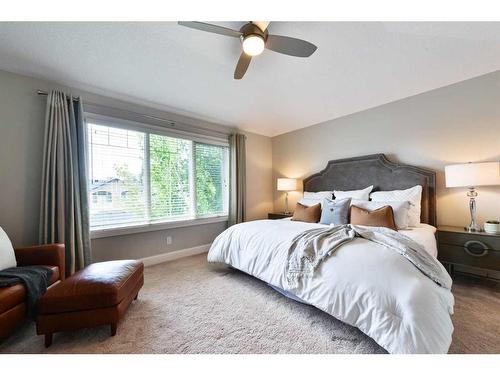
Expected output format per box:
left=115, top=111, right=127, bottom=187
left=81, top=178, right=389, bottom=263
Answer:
left=252, top=21, right=270, bottom=32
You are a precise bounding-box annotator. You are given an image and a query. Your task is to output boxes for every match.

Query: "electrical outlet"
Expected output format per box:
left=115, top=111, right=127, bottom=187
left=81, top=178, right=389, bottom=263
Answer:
left=166, top=236, right=172, bottom=245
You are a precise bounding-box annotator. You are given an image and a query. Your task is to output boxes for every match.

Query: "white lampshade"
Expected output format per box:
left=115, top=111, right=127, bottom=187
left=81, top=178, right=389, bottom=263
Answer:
left=445, top=162, right=500, bottom=188
left=277, top=178, right=299, bottom=191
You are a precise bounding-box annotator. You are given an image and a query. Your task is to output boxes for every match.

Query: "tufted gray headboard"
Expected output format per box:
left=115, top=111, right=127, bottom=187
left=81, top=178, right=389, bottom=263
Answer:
left=302, top=154, right=436, bottom=226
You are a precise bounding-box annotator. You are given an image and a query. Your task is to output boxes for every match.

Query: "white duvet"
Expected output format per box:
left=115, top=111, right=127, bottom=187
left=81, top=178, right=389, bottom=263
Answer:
left=207, top=219, right=454, bottom=354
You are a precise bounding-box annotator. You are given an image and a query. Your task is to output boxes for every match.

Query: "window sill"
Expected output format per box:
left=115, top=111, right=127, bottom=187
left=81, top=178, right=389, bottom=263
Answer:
left=90, top=216, right=228, bottom=239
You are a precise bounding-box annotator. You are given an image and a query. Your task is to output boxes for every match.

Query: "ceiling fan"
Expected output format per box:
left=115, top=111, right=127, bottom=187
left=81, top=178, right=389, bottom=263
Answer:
left=178, top=21, right=317, bottom=79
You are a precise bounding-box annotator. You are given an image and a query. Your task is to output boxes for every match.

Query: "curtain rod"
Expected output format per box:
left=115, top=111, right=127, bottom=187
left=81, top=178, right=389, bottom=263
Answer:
left=36, top=89, right=230, bottom=137
left=37, top=90, right=81, bottom=101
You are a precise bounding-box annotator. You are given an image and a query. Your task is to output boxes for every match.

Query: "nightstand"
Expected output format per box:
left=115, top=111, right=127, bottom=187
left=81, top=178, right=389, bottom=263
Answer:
left=268, top=212, right=293, bottom=220
left=437, top=226, right=500, bottom=279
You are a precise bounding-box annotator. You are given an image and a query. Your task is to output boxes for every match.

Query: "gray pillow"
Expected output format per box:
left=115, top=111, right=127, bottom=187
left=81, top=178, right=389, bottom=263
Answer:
left=319, top=198, right=351, bottom=225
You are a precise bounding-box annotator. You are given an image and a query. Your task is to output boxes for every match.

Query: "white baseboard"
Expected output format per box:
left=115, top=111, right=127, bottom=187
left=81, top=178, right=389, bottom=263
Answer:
left=140, top=244, right=211, bottom=267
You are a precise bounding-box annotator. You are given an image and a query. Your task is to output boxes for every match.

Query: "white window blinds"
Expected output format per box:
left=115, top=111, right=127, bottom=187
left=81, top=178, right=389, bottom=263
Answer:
left=87, top=120, right=229, bottom=230
left=88, top=124, right=147, bottom=228
left=150, top=134, right=191, bottom=221
left=195, top=142, right=229, bottom=216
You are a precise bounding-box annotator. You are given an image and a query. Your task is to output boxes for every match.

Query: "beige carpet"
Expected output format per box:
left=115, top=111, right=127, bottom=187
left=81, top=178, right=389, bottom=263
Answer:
left=1, top=254, right=499, bottom=354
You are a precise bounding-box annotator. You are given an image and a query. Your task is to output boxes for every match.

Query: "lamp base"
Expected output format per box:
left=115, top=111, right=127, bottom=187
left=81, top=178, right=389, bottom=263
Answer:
left=464, top=225, right=483, bottom=233
left=465, top=188, right=482, bottom=233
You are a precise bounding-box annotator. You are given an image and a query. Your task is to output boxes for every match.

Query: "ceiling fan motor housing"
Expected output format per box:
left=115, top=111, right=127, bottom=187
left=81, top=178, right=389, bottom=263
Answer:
left=240, top=23, right=268, bottom=43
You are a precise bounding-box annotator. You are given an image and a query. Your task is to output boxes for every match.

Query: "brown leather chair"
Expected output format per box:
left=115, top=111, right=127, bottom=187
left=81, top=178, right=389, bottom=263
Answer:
left=0, top=244, right=65, bottom=340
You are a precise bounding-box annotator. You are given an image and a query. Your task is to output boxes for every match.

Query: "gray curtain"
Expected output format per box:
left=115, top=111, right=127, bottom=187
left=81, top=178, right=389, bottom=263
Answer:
left=228, top=133, right=246, bottom=226
left=39, top=90, right=91, bottom=275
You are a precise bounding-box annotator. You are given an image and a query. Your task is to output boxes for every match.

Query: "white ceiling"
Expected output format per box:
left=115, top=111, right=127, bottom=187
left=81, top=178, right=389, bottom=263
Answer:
left=0, top=22, right=499, bottom=137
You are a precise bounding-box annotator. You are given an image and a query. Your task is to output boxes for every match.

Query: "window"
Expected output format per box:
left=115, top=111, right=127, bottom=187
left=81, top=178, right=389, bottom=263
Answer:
left=195, top=143, right=227, bottom=216
left=149, top=134, right=191, bottom=220
left=87, top=120, right=229, bottom=230
left=92, top=191, right=113, bottom=204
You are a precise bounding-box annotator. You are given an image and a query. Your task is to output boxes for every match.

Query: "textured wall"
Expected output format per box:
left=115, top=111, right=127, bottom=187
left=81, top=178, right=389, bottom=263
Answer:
left=272, top=71, right=500, bottom=228
left=0, top=71, right=47, bottom=248
left=244, top=131, right=274, bottom=221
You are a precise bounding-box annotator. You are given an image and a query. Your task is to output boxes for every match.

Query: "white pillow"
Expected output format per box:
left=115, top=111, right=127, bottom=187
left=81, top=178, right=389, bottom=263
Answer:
left=0, top=227, right=17, bottom=271
left=351, top=199, right=411, bottom=229
left=298, top=198, right=324, bottom=207
left=334, top=185, right=373, bottom=201
left=370, top=185, right=422, bottom=227
left=303, top=191, right=333, bottom=200
left=299, top=191, right=333, bottom=207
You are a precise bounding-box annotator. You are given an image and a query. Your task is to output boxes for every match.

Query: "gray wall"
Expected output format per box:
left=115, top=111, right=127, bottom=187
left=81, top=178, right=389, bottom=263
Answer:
left=0, top=69, right=273, bottom=261
left=244, top=131, right=274, bottom=221
left=272, top=71, right=500, bottom=228
left=3, top=67, right=498, bottom=263
left=91, top=222, right=227, bottom=262
left=0, top=71, right=46, bottom=248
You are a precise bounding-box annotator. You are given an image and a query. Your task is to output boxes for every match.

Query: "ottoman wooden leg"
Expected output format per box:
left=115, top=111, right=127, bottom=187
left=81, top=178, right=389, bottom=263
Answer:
left=110, top=323, right=117, bottom=336
left=45, top=333, right=53, bottom=348
left=134, top=293, right=138, bottom=300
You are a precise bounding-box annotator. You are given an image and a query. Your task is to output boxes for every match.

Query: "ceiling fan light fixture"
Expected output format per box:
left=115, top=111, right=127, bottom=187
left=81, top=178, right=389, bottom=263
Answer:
left=178, top=21, right=318, bottom=79
left=242, top=35, right=265, bottom=56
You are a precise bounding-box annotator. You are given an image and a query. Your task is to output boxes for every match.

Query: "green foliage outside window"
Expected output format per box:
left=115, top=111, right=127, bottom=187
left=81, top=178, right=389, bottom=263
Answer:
left=149, top=134, right=191, bottom=219
left=114, top=164, right=145, bottom=220
left=195, top=143, right=225, bottom=215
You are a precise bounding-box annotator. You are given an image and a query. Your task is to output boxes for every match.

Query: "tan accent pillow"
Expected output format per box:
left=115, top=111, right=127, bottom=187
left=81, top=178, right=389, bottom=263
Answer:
left=291, top=203, right=321, bottom=223
left=350, top=205, right=397, bottom=231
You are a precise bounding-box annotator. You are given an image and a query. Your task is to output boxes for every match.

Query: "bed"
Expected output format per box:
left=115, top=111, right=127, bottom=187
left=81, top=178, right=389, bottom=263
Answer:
left=207, top=154, right=454, bottom=354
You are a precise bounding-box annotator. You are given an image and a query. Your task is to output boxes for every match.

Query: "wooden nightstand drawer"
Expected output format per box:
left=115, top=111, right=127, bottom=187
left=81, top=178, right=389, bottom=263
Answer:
left=438, top=231, right=500, bottom=252
left=437, top=226, right=500, bottom=280
left=439, top=244, right=500, bottom=271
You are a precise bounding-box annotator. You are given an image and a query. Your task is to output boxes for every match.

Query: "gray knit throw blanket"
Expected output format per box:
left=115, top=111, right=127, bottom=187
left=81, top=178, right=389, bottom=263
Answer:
left=0, top=266, right=53, bottom=318
left=285, top=224, right=451, bottom=291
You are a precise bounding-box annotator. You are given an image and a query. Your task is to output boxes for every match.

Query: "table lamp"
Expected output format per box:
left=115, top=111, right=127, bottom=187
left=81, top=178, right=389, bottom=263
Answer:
left=445, top=161, right=500, bottom=232
left=277, top=178, right=298, bottom=214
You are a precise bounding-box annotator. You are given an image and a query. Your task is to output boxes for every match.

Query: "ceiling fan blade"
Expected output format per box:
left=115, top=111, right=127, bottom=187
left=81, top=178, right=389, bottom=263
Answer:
left=178, top=21, right=242, bottom=38
left=234, top=53, right=252, bottom=80
left=266, top=34, right=317, bottom=57
left=252, top=21, right=270, bottom=32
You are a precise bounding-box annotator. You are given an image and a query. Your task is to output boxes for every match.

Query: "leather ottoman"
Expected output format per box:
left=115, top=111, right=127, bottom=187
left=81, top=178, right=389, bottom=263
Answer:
left=36, top=260, right=144, bottom=347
